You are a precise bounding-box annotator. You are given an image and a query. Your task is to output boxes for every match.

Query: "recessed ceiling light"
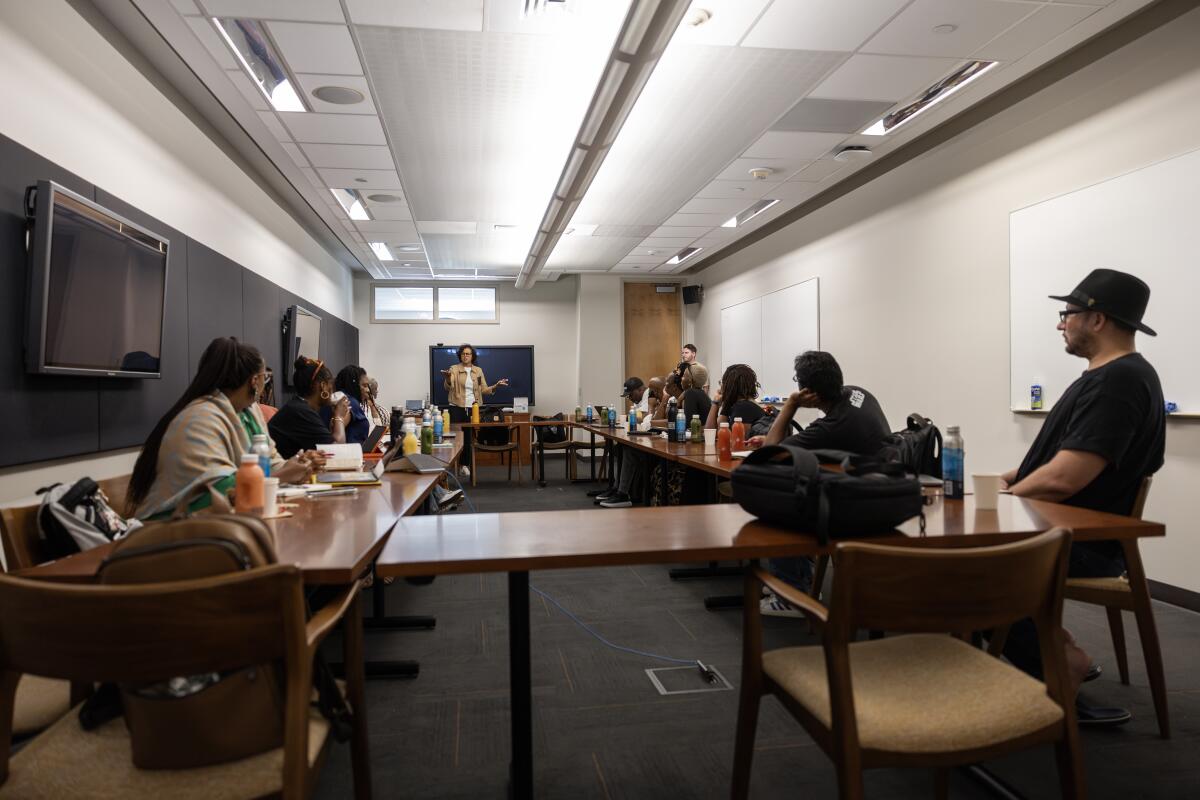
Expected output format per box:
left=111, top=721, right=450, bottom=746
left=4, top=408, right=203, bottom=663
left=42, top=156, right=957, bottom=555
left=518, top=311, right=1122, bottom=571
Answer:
left=667, top=246, right=702, bottom=265
left=367, top=193, right=403, bottom=203
left=721, top=198, right=779, bottom=229
left=494, top=224, right=519, bottom=231
left=313, top=85, right=365, bottom=105
left=330, top=188, right=371, bottom=221
left=210, top=18, right=306, bottom=113
left=646, top=249, right=657, bottom=255
left=402, top=263, right=412, bottom=267
left=369, top=242, right=394, bottom=261
left=833, top=146, right=873, bottom=163
left=354, top=178, right=367, bottom=183
left=398, top=245, right=422, bottom=252
left=862, top=60, right=997, bottom=136
left=748, top=167, right=773, bottom=180
left=932, top=24, right=958, bottom=34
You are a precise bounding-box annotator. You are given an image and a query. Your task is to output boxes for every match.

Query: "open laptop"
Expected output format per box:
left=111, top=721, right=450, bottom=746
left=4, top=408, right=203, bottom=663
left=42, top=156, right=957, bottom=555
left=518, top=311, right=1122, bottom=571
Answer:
left=362, top=424, right=386, bottom=454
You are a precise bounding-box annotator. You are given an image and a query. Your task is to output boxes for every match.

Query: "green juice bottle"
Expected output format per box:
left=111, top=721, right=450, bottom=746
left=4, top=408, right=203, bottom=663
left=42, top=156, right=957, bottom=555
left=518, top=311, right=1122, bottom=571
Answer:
left=689, top=414, right=702, bottom=442
left=420, top=418, right=434, bottom=455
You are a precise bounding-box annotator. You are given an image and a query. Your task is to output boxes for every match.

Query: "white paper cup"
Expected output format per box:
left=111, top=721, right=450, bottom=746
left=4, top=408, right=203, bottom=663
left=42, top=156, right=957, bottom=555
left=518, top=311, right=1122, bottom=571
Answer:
left=703, top=428, right=716, bottom=449
left=263, top=477, right=280, bottom=517
left=973, top=473, right=1002, bottom=510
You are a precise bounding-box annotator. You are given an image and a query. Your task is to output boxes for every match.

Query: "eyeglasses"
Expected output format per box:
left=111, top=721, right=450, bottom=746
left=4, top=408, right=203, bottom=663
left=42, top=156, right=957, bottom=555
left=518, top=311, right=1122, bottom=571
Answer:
left=1058, top=309, right=1087, bottom=323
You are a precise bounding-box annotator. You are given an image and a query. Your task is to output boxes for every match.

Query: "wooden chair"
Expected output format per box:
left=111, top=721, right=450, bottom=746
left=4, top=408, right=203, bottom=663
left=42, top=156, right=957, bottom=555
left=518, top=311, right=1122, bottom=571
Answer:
left=732, top=529, right=1082, bottom=800
left=532, top=418, right=578, bottom=483
left=0, top=566, right=371, bottom=799
left=472, top=421, right=523, bottom=487
left=1063, top=476, right=1168, bottom=737
left=0, top=474, right=132, bottom=571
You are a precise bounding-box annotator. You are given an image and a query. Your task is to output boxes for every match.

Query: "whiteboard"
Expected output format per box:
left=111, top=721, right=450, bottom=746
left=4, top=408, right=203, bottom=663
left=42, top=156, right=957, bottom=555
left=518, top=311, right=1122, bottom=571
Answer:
left=1010, top=146, right=1200, bottom=413
left=720, top=278, right=820, bottom=399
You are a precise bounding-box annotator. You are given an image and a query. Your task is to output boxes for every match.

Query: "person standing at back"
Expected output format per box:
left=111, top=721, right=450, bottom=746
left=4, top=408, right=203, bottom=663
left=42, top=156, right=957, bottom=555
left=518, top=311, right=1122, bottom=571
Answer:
left=1002, top=268, right=1165, bottom=727
left=678, top=343, right=710, bottom=394
left=441, top=343, right=508, bottom=478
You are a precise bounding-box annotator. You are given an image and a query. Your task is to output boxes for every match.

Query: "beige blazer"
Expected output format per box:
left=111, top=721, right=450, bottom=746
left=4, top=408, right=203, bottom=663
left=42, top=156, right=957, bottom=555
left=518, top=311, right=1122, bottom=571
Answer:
left=443, top=362, right=493, bottom=407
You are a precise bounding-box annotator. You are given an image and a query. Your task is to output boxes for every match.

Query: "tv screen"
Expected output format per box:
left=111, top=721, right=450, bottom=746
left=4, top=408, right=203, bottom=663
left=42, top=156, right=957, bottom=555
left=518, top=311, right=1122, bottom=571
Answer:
left=285, top=304, right=322, bottom=386
left=24, top=181, right=168, bottom=378
left=429, top=345, right=535, bottom=406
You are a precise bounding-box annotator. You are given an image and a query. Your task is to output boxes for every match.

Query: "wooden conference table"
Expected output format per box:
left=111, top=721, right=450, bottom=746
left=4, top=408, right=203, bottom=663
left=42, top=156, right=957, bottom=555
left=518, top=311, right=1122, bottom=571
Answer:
left=376, top=494, right=1164, bottom=800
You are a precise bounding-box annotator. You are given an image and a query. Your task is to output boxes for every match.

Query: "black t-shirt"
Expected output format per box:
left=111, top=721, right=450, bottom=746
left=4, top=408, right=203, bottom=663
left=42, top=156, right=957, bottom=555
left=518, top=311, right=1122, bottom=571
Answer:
left=721, top=399, right=765, bottom=427
left=1016, top=353, right=1164, bottom=519
left=268, top=396, right=335, bottom=458
left=782, top=385, right=890, bottom=455
left=680, top=389, right=712, bottom=426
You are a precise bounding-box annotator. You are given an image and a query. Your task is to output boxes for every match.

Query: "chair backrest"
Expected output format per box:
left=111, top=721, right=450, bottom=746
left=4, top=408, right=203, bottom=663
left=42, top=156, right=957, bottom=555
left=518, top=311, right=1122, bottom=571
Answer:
left=0, top=503, right=49, bottom=572
left=1131, top=475, right=1153, bottom=519
left=826, top=528, right=1072, bottom=639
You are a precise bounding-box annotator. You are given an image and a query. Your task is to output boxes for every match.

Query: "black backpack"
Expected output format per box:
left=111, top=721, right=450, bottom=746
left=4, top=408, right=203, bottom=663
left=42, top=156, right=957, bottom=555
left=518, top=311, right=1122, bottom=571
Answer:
left=748, top=405, right=801, bottom=438
left=476, top=407, right=511, bottom=445
left=532, top=413, right=567, bottom=444
left=881, top=413, right=943, bottom=478
left=731, top=444, right=923, bottom=544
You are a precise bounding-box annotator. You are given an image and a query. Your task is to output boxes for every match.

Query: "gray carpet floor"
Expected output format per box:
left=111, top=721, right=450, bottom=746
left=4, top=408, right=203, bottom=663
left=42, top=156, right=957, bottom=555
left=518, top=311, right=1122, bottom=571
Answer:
left=314, top=459, right=1200, bottom=799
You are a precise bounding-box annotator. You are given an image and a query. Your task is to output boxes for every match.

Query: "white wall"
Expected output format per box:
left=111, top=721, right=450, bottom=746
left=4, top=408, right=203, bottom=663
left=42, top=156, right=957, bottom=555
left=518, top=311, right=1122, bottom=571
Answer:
left=690, top=10, right=1200, bottom=593
left=355, top=277, right=581, bottom=416
left=0, top=0, right=353, bottom=320
left=576, top=274, right=624, bottom=408
left=0, top=0, right=356, bottom=510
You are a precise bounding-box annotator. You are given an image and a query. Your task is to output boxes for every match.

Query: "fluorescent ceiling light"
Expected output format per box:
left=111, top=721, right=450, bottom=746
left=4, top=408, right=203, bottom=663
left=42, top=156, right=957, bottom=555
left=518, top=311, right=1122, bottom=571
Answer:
left=211, top=18, right=307, bottom=113
left=331, top=188, right=372, bottom=221
left=398, top=245, right=422, bottom=252
left=666, top=246, right=702, bottom=265
left=721, top=198, right=779, bottom=228
left=369, top=242, right=394, bottom=261
left=862, top=60, right=997, bottom=136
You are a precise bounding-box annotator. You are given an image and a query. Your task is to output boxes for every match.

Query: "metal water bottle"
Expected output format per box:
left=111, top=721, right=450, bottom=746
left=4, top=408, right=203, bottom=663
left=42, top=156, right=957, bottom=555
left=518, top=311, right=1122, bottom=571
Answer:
left=942, top=425, right=964, bottom=499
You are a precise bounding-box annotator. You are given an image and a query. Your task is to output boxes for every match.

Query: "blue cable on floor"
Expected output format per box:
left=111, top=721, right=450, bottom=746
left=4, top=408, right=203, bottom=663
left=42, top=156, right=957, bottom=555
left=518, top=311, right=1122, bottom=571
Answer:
left=530, top=584, right=700, bottom=667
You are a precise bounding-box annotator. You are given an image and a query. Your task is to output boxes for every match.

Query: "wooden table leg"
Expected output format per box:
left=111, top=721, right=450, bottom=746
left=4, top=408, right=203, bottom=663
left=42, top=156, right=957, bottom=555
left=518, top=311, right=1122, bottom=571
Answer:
left=508, top=570, right=533, bottom=799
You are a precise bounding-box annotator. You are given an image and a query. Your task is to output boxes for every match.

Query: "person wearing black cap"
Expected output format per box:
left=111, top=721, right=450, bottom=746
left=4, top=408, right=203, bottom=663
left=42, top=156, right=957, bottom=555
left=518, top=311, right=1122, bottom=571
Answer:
left=1001, top=268, right=1165, bottom=727
left=597, top=377, right=650, bottom=508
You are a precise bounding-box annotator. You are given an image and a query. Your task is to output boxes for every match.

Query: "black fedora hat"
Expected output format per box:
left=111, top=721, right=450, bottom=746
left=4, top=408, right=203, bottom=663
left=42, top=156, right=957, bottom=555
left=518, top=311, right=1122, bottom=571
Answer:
left=1049, top=268, right=1156, bottom=336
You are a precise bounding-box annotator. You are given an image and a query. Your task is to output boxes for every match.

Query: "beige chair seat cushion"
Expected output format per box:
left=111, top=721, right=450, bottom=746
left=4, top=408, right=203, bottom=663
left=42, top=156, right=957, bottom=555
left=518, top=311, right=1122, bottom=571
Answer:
left=4, top=702, right=329, bottom=799
left=763, top=634, right=1064, bottom=754
left=1066, top=575, right=1130, bottom=592
left=13, top=675, right=71, bottom=736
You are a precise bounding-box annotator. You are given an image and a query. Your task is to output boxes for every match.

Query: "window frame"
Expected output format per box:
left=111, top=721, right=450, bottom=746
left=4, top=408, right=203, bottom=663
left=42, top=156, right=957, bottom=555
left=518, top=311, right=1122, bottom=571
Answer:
left=370, top=282, right=500, bottom=325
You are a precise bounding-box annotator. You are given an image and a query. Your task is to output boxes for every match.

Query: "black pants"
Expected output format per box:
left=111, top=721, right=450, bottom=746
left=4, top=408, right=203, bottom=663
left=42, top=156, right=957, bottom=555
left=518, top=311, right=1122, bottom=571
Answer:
left=1002, top=541, right=1126, bottom=679
left=447, top=405, right=472, bottom=468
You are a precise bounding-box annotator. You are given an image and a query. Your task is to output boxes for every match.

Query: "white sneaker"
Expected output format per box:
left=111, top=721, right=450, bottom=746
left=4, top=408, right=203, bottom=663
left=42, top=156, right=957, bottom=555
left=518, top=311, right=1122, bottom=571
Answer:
left=437, top=488, right=464, bottom=509
left=459, top=465, right=470, bottom=478
left=760, top=592, right=801, bottom=618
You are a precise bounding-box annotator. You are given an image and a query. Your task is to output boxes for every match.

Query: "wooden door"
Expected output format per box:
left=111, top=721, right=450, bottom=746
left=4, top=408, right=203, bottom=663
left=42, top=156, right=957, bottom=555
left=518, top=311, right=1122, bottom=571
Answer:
left=623, top=283, right=681, bottom=390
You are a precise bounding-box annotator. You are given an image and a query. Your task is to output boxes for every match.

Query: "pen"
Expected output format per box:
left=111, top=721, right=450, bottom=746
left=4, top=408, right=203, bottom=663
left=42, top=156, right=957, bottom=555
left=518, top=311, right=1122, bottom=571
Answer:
left=310, top=487, right=358, bottom=497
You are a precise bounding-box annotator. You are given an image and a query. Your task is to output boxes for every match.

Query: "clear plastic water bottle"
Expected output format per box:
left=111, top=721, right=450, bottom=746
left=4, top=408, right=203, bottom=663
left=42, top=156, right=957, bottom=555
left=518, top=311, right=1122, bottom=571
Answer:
left=251, top=434, right=271, bottom=477
left=942, top=425, right=964, bottom=499
left=628, top=409, right=636, bottom=430
left=433, top=408, right=444, bottom=444
left=675, top=407, right=686, bottom=440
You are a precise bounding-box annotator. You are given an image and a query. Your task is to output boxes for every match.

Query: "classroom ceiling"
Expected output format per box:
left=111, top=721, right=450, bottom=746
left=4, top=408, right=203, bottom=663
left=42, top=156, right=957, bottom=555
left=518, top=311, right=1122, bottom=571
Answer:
left=136, top=0, right=1153, bottom=283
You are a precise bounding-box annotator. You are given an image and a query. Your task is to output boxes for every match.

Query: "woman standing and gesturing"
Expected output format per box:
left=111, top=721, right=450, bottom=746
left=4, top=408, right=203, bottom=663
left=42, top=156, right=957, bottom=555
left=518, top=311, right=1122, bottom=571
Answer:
left=441, top=343, right=508, bottom=477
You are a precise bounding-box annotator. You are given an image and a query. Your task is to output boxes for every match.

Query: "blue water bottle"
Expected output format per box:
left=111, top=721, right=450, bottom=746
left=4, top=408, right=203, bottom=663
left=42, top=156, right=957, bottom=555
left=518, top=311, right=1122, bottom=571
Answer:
left=942, top=425, right=964, bottom=499
left=675, top=409, right=686, bottom=440
left=586, top=404, right=594, bottom=423
left=628, top=410, right=636, bottom=430
left=607, top=406, right=616, bottom=428
left=433, top=409, right=443, bottom=444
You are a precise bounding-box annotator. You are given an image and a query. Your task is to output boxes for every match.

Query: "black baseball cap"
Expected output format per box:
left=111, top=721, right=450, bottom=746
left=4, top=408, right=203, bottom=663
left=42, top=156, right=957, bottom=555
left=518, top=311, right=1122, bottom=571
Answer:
left=620, top=377, right=644, bottom=397
left=1049, top=268, right=1156, bottom=336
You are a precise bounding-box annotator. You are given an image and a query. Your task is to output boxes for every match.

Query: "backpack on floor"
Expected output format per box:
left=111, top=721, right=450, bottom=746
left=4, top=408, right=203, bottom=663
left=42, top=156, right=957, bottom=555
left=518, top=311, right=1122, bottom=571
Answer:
left=36, top=478, right=141, bottom=560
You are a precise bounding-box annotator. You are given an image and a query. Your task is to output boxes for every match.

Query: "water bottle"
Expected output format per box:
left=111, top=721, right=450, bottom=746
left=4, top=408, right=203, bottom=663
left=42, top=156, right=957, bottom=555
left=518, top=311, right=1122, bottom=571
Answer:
left=251, top=434, right=271, bottom=478
left=674, top=406, right=686, bottom=440
left=390, top=406, right=405, bottom=440
left=942, top=425, right=964, bottom=499
left=666, top=396, right=678, bottom=426
left=607, top=406, right=616, bottom=428
left=586, top=404, right=594, bottom=423
left=420, top=418, right=434, bottom=455
left=628, top=409, right=636, bottom=430
left=433, top=408, right=444, bottom=444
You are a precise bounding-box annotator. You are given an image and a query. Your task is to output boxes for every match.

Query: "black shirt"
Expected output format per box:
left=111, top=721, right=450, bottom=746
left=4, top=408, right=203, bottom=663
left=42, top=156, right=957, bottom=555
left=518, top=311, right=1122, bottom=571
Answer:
left=782, top=385, right=891, bottom=455
left=1016, top=353, right=1164, bottom=519
left=268, top=396, right=335, bottom=459
left=721, top=399, right=765, bottom=427
left=680, top=389, right=712, bottom=426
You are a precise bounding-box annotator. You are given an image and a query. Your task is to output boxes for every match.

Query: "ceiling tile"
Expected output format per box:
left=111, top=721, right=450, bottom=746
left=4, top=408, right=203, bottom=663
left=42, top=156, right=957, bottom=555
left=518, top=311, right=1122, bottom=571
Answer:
left=278, top=112, right=386, bottom=144
left=591, top=224, right=657, bottom=238
left=355, top=220, right=419, bottom=237
left=348, top=0, right=484, bottom=30
left=619, top=254, right=667, bottom=264
left=186, top=17, right=238, bottom=69
left=772, top=98, right=894, bottom=134
left=200, top=0, right=345, bottom=23
left=266, top=22, right=362, bottom=75
left=639, top=237, right=697, bottom=249
left=743, top=131, right=846, bottom=160
left=546, top=235, right=643, bottom=269
left=256, top=111, right=290, bottom=140
left=809, top=53, right=961, bottom=102
left=771, top=181, right=826, bottom=201
left=670, top=0, right=771, bottom=46
left=694, top=179, right=773, bottom=200
left=280, top=141, right=310, bottom=167
left=417, top=221, right=478, bottom=235
left=363, top=204, right=414, bottom=221
left=170, top=0, right=201, bottom=13
left=862, top=0, right=1033, bottom=59
left=293, top=74, right=377, bottom=114
left=663, top=212, right=730, bottom=227
left=484, top=0, right=633, bottom=36
left=316, top=168, right=404, bottom=189
left=677, top=197, right=754, bottom=216
left=741, top=0, right=909, bottom=51
left=975, top=4, right=1097, bottom=63
left=225, top=70, right=269, bottom=110
left=299, top=143, right=394, bottom=168
left=651, top=226, right=712, bottom=239
left=299, top=167, right=325, bottom=188
left=790, top=159, right=846, bottom=182
left=715, top=157, right=809, bottom=182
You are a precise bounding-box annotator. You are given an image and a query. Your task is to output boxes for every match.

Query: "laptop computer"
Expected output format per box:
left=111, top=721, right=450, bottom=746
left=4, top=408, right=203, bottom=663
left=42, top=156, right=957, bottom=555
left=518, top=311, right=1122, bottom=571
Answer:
left=362, top=424, right=386, bottom=453
left=384, top=452, right=447, bottom=474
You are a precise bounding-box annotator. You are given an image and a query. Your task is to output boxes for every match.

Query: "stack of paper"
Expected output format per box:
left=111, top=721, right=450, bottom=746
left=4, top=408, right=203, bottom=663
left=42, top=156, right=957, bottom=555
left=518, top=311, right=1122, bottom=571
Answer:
left=318, top=443, right=363, bottom=470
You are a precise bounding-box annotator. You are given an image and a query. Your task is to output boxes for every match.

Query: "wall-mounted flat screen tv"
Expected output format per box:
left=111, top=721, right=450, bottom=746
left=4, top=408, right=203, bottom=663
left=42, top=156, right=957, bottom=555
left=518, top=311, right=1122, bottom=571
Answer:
left=24, top=181, right=169, bottom=378
left=284, top=304, right=322, bottom=386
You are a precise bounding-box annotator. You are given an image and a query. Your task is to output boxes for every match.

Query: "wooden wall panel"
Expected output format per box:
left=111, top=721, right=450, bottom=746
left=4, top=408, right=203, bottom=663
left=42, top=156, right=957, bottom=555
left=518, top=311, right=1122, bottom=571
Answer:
left=623, top=283, right=682, bottom=394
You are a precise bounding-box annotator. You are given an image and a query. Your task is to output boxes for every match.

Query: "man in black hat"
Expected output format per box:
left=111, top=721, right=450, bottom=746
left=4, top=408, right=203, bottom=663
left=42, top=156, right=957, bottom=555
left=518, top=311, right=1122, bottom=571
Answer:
left=597, top=377, right=649, bottom=508
left=1001, top=268, right=1165, bottom=726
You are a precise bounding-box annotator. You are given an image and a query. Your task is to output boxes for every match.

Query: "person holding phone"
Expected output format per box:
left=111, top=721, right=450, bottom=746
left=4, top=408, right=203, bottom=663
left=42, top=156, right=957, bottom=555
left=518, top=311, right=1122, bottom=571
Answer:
left=441, top=343, right=508, bottom=477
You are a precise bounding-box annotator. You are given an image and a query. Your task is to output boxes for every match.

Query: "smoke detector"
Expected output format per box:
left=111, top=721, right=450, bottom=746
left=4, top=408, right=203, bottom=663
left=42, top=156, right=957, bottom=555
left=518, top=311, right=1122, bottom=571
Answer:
left=686, top=8, right=713, bottom=26
left=833, top=146, right=873, bottom=163
left=747, top=167, right=773, bottom=180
